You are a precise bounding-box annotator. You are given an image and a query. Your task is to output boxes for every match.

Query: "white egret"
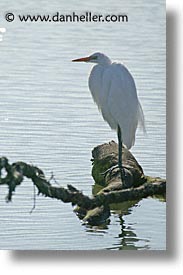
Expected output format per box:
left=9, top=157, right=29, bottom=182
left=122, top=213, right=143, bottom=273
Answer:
left=72, top=52, right=145, bottom=184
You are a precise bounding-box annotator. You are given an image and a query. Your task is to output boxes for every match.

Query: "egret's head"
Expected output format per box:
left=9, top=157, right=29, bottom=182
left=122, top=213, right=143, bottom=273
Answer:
left=72, top=52, right=111, bottom=66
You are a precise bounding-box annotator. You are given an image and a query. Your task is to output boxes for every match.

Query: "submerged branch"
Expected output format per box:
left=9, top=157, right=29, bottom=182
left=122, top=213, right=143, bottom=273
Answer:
left=0, top=141, right=166, bottom=225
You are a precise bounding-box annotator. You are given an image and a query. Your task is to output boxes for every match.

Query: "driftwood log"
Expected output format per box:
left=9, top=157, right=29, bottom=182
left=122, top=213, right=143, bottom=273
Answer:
left=0, top=141, right=166, bottom=225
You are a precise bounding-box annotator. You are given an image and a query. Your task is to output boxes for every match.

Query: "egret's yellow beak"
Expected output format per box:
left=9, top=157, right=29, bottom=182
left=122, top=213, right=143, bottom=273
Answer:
left=72, top=56, right=91, bottom=62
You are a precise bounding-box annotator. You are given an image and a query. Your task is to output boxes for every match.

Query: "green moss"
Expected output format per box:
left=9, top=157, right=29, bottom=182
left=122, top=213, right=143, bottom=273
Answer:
left=92, top=156, right=117, bottom=186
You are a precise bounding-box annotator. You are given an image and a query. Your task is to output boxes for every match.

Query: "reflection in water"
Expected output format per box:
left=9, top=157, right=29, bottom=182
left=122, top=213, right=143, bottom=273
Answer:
left=83, top=199, right=151, bottom=250
left=112, top=215, right=150, bottom=250
left=84, top=211, right=150, bottom=250
left=83, top=196, right=165, bottom=250
left=85, top=223, right=109, bottom=234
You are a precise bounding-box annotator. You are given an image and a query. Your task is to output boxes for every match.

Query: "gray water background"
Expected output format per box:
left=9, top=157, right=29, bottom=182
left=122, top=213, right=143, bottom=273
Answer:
left=0, top=0, right=166, bottom=250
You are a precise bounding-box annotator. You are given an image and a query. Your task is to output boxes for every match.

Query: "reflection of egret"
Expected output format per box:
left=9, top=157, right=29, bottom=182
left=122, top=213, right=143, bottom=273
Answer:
left=72, top=52, right=145, bottom=184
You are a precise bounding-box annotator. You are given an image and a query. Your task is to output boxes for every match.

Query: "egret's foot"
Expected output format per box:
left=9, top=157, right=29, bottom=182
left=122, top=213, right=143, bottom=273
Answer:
left=101, top=165, right=128, bottom=187
left=119, top=167, right=127, bottom=186
left=101, top=164, right=119, bottom=178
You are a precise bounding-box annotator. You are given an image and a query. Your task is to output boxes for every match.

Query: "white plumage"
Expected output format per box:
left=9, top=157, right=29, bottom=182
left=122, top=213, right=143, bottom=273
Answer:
left=72, top=52, right=145, bottom=182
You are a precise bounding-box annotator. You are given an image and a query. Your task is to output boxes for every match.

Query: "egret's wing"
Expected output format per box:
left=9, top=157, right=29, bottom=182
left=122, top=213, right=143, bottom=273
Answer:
left=89, top=65, right=104, bottom=109
left=102, top=63, right=142, bottom=148
left=89, top=64, right=117, bottom=129
left=89, top=62, right=145, bottom=149
left=137, top=101, right=146, bottom=133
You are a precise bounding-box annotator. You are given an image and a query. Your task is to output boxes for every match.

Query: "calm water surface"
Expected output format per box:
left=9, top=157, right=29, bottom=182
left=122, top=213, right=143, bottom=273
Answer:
left=0, top=0, right=166, bottom=250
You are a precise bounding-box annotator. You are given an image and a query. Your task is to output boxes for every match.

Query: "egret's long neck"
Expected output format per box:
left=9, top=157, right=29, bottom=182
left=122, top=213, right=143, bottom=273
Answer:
left=98, top=56, right=112, bottom=66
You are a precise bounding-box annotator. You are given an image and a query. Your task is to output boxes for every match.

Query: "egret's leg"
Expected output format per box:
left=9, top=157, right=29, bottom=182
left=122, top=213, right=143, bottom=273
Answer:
left=101, top=126, right=126, bottom=183
left=117, top=125, right=122, bottom=170
left=117, top=125, right=126, bottom=183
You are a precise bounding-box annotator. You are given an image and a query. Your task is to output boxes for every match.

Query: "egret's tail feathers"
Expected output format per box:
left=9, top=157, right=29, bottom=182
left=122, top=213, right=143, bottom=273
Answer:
left=138, top=102, right=146, bottom=134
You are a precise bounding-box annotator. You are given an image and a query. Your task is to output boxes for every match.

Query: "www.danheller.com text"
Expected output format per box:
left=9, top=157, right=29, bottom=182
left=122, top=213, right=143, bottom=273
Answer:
left=4, top=11, right=129, bottom=23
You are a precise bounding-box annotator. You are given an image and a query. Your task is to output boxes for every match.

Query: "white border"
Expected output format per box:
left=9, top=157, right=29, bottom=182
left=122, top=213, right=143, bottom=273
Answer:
left=0, top=0, right=183, bottom=273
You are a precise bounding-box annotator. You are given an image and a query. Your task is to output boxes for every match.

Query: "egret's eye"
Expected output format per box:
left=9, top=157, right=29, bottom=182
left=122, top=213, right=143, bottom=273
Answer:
left=91, top=56, right=97, bottom=60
